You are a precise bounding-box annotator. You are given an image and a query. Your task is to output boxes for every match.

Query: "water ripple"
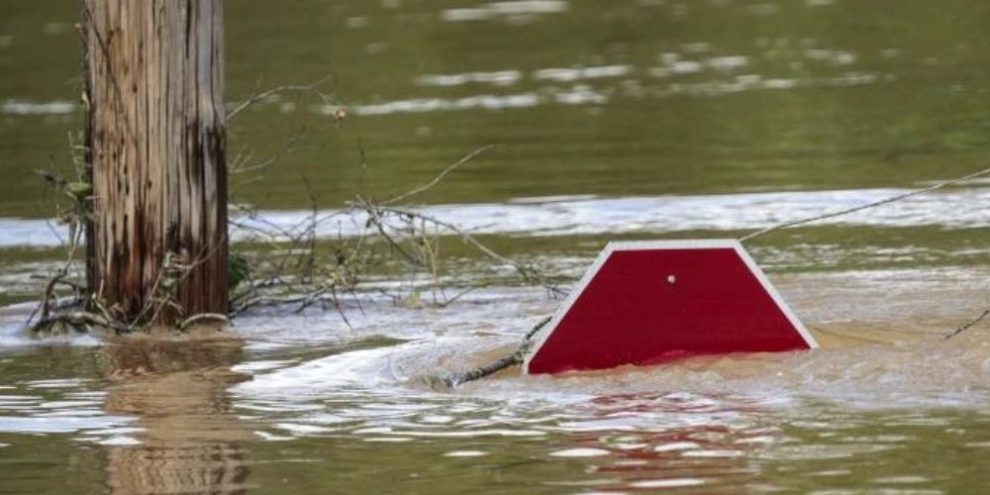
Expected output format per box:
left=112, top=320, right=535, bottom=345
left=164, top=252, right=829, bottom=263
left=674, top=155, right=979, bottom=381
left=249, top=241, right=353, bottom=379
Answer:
left=2, top=186, right=988, bottom=249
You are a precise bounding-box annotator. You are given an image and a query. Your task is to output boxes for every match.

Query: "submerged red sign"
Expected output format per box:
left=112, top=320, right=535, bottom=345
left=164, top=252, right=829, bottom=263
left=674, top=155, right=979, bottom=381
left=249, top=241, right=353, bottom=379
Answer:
left=524, top=240, right=817, bottom=375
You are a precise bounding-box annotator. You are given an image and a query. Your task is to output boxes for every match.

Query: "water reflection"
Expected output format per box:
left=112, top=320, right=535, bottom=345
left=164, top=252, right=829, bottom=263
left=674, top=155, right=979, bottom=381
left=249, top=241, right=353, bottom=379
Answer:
left=538, top=392, right=784, bottom=493
left=99, top=337, right=252, bottom=494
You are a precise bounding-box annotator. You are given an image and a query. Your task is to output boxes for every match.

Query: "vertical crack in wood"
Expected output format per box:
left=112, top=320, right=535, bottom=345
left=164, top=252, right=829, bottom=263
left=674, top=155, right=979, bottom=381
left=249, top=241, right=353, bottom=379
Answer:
left=84, top=0, right=228, bottom=326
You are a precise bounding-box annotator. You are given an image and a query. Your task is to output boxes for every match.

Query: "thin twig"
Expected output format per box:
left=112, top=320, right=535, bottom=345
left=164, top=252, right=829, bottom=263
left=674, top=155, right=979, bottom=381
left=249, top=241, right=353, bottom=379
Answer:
left=230, top=131, right=305, bottom=175
left=943, top=309, right=990, bottom=340
left=369, top=204, right=564, bottom=296
left=523, top=315, right=554, bottom=341
left=28, top=211, right=83, bottom=325
left=735, top=166, right=990, bottom=344
left=382, top=145, right=495, bottom=206
left=740, top=165, right=990, bottom=242
left=30, top=310, right=133, bottom=334
left=443, top=353, right=524, bottom=387
left=227, top=75, right=336, bottom=121
left=437, top=316, right=552, bottom=387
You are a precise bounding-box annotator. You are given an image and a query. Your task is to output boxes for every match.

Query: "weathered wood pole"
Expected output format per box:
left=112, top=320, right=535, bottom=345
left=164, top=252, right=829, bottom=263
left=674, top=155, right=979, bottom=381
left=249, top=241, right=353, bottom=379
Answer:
left=83, top=0, right=228, bottom=325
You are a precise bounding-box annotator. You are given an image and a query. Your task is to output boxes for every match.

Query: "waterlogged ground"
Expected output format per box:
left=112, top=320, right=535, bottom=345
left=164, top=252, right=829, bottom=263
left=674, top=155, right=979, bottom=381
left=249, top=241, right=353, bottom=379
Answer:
left=3, top=0, right=990, bottom=493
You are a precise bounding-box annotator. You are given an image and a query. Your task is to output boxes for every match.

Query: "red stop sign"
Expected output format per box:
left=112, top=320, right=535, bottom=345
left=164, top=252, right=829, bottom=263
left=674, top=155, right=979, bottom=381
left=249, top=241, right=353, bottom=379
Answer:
left=524, top=240, right=816, bottom=375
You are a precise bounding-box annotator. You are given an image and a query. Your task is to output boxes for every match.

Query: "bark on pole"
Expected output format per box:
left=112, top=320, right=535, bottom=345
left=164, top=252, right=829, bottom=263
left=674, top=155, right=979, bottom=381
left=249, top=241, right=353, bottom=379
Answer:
left=83, top=0, right=228, bottom=325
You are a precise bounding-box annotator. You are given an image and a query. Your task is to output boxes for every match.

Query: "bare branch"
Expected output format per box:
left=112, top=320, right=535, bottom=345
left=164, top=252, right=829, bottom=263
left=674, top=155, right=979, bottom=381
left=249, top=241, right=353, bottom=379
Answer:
left=435, top=315, right=552, bottom=387
left=740, top=165, right=990, bottom=242
left=365, top=203, right=564, bottom=296
left=230, top=131, right=305, bottom=176
left=227, top=75, right=337, bottom=121
left=382, top=145, right=495, bottom=206
left=30, top=310, right=133, bottom=334
left=943, top=309, right=990, bottom=340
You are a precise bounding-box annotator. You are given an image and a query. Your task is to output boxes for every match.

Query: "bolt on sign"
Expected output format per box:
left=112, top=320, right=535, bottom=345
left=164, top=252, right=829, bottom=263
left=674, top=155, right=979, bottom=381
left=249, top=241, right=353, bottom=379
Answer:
left=524, top=240, right=817, bottom=375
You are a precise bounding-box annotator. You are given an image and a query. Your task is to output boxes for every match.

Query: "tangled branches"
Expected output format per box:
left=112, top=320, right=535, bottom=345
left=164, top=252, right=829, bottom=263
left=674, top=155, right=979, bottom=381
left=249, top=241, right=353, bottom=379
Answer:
left=227, top=145, right=565, bottom=321
left=28, top=73, right=565, bottom=335
left=28, top=132, right=92, bottom=334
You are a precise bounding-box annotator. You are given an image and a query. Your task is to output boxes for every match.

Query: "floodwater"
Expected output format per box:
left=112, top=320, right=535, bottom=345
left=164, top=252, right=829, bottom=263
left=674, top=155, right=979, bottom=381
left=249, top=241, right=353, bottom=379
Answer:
left=2, top=0, right=990, bottom=493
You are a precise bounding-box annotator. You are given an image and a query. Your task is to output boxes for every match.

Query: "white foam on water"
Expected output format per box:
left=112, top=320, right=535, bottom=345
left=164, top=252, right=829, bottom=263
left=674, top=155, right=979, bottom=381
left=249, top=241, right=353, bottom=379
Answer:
left=534, top=65, right=631, bottom=82
left=805, top=48, right=857, bottom=66
left=550, top=447, right=611, bottom=457
left=2, top=186, right=987, bottom=248
left=444, top=450, right=488, bottom=457
left=96, top=435, right=141, bottom=446
left=0, top=302, right=104, bottom=347
left=25, top=379, right=92, bottom=389
left=274, top=422, right=336, bottom=435
left=653, top=441, right=701, bottom=451
left=342, top=92, right=541, bottom=116
left=0, top=415, right=133, bottom=434
left=233, top=345, right=402, bottom=396
left=682, top=449, right=745, bottom=458
left=629, top=478, right=706, bottom=488
left=708, top=55, right=750, bottom=71
left=415, top=70, right=521, bottom=87
left=441, top=1, right=568, bottom=22
left=1, top=99, right=75, bottom=116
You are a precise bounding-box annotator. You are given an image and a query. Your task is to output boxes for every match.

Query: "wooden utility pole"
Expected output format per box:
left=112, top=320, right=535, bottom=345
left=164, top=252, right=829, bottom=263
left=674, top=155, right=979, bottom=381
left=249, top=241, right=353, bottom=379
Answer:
left=82, top=0, right=228, bottom=325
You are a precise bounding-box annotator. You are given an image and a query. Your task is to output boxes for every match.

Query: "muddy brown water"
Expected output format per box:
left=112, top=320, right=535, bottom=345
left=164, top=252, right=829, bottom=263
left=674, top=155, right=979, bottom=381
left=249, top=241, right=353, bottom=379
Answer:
left=3, top=0, right=990, bottom=493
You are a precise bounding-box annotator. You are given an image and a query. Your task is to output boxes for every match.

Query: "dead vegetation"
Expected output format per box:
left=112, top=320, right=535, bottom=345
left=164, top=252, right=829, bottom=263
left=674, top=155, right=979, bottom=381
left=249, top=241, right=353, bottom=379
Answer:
left=27, top=78, right=564, bottom=337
